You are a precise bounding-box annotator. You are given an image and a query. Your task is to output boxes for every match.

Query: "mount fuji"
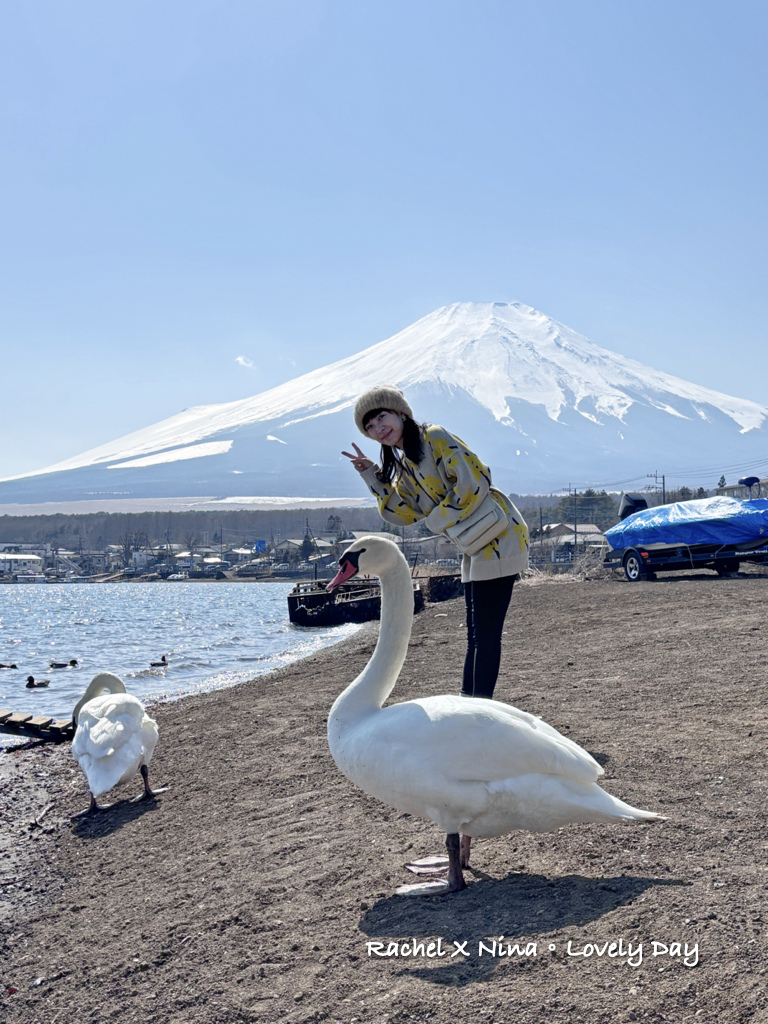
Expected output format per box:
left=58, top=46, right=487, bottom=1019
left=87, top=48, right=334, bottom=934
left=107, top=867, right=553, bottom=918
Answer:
left=3, top=301, right=766, bottom=505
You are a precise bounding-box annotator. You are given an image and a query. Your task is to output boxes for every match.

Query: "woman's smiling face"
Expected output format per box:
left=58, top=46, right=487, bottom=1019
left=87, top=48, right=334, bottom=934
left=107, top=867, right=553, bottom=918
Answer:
left=364, top=409, right=405, bottom=448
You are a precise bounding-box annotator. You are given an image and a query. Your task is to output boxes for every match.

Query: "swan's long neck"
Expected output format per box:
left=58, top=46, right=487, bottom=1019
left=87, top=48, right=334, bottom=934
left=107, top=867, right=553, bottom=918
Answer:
left=331, top=557, right=414, bottom=720
left=73, top=672, right=127, bottom=723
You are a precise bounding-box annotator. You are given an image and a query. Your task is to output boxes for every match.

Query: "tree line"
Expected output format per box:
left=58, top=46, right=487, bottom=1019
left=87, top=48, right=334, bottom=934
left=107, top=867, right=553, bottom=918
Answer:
left=0, top=508, right=383, bottom=550
left=0, top=482, right=724, bottom=552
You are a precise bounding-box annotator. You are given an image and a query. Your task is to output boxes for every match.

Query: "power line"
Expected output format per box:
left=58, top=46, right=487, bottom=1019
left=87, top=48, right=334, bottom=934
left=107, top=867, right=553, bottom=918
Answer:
left=565, top=454, right=768, bottom=492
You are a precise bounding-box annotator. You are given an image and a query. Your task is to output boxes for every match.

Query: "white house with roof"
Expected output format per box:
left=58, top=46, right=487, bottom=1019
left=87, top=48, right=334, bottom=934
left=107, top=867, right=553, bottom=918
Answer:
left=533, top=523, right=606, bottom=562
left=270, top=537, right=336, bottom=561
left=0, top=552, right=44, bottom=574
left=131, top=549, right=158, bottom=570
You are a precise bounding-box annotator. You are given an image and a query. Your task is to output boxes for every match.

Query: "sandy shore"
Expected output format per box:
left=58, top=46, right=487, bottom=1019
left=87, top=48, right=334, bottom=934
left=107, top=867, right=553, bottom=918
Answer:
left=2, top=568, right=768, bottom=1023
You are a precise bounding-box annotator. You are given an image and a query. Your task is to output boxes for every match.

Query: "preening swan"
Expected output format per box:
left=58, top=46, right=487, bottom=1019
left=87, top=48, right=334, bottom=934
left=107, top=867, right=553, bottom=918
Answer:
left=327, top=536, right=658, bottom=894
left=71, top=672, right=168, bottom=817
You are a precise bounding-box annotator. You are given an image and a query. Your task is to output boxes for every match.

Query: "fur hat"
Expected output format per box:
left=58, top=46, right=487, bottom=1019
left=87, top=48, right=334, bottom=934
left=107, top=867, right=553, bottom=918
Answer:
left=353, top=385, right=414, bottom=436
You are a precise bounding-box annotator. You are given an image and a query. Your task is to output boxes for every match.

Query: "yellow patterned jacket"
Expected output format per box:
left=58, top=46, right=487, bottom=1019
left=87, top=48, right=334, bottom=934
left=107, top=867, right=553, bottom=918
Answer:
left=360, top=424, right=529, bottom=582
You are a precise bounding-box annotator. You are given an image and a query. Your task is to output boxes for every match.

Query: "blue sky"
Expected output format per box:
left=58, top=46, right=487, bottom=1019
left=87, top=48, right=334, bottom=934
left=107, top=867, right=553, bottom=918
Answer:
left=2, top=0, right=767, bottom=479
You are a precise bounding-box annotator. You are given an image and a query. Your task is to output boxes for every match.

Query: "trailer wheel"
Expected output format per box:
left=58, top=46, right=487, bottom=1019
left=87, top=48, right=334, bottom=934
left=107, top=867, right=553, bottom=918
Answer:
left=716, top=560, right=740, bottom=576
left=623, top=550, right=645, bottom=582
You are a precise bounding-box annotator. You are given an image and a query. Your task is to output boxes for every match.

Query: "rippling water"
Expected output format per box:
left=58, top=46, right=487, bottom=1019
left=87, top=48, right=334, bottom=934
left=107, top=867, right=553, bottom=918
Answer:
left=0, top=582, right=361, bottom=734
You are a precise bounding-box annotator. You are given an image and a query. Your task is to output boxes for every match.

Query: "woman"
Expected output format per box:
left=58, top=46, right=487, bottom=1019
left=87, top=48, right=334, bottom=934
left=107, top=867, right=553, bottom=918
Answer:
left=343, top=384, right=528, bottom=700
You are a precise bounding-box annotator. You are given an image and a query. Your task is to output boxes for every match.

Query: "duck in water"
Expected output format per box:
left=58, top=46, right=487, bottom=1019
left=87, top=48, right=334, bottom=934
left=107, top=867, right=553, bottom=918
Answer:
left=26, top=676, right=50, bottom=688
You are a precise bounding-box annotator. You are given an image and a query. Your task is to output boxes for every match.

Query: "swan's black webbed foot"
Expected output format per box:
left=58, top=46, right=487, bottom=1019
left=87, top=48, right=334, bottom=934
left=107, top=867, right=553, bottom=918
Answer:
left=72, top=793, right=113, bottom=818
left=130, top=763, right=169, bottom=802
left=460, top=833, right=472, bottom=869
left=446, top=833, right=467, bottom=892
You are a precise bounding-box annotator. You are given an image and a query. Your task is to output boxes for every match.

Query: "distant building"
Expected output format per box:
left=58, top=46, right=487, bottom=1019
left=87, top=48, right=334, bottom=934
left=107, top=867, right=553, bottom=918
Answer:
left=532, top=523, right=606, bottom=562
left=131, top=550, right=157, bottom=570
left=0, top=552, right=44, bottom=574
left=541, top=523, right=602, bottom=539
left=0, top=542, right=51, bottom=559
left=270, top=538, right=335, bottom=560
left=78, top=550, right=110, bottom=573
left=225, top=547, right=254, bottom=564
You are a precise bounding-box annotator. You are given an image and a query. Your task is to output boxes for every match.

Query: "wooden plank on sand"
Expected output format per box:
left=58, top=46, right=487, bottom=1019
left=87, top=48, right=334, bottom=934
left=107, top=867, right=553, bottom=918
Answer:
left=49, top=720, right=75, bottom=734
left=5, top=713, right=33, bottom=726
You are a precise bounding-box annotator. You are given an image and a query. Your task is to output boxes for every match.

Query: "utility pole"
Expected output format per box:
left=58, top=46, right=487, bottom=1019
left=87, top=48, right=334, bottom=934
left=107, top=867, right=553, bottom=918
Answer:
left=574, top=490, right=578, bottom=554
left=539, top=506, right=544, bottom=558
left=561, top=485, right=580, bottom=566
left=568, top=485, right=578, bottom=559
left=647, top=471, right=666, bottom=504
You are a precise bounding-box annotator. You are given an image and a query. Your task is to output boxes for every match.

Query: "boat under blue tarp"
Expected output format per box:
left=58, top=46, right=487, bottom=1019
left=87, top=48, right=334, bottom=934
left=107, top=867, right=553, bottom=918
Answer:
left=605, top=497, right=768, bottom=551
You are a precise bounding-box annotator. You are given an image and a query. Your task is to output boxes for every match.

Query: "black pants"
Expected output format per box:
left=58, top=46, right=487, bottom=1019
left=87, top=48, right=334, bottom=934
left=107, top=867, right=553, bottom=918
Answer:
left=461, top=576, right=515, bottom=699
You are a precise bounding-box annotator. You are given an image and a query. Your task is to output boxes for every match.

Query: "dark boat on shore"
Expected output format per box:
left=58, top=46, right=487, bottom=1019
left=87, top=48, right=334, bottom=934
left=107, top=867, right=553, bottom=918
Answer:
left=287, top=578, right=424, bottom=627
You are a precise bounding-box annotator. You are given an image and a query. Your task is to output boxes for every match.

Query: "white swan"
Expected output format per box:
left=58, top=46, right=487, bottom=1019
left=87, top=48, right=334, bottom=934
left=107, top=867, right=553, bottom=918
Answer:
left=71, top=672, right=168, bottom=817
left=327, top=536, right=658, bottom=894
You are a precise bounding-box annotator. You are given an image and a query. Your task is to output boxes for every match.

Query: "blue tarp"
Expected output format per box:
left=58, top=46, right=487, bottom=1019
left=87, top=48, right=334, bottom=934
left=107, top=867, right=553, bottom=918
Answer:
left=605, top=497, right=768, bottom=551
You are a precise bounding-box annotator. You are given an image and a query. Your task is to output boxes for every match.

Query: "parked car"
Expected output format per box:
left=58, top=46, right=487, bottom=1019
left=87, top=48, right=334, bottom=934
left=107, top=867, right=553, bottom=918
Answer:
left=272, top=563, right=291, bottom=571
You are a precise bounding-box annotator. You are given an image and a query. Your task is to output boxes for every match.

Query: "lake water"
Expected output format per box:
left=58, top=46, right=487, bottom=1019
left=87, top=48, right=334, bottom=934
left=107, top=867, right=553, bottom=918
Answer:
left=0, top=582, right=362, bottom=738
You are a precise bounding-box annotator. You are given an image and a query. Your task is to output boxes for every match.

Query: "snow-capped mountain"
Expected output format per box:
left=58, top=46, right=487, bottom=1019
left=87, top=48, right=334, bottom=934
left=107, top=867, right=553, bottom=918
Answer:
left=3, top=301, right=766, bottom=503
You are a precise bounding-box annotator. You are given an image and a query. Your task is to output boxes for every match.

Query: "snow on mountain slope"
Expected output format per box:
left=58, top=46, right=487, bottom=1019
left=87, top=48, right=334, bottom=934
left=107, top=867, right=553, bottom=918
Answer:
left=2, top=302, right=766, bottom=500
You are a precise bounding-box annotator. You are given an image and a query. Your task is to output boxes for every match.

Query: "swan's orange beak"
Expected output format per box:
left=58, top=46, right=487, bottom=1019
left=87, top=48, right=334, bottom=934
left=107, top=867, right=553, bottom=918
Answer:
left=327, top=556, right=359, bottom=591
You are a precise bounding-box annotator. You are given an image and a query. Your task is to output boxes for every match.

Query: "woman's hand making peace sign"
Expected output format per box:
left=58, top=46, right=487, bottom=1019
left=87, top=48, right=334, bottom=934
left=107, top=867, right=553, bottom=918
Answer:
left=342, top=442, right=374, bottom=474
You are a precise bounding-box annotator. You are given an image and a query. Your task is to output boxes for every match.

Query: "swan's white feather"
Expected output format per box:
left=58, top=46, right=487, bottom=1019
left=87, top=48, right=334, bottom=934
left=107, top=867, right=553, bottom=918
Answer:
left=72, top=692, right=158, bottom=797
left=328, top=535, right=657, bottom=839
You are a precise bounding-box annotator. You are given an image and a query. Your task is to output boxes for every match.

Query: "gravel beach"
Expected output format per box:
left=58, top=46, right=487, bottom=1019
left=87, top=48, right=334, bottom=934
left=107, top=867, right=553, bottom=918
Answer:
left=2, top=568, right=767, bottom=1023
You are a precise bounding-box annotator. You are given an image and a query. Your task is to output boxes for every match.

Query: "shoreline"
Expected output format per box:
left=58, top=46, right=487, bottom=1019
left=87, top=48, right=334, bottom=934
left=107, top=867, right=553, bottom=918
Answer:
left=1, top=565, right=461, bottom=585
left=0, top=609, right=371, bottom=751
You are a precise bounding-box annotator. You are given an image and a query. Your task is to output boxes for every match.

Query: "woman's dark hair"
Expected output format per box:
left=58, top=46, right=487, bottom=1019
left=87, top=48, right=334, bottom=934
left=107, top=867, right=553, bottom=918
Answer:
left=362, top=408, right=425, bottom=485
